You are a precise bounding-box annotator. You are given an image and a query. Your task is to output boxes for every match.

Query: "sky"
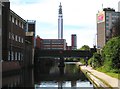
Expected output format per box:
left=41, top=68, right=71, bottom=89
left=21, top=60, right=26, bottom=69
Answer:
left=9, top=0, right=120, bottom=48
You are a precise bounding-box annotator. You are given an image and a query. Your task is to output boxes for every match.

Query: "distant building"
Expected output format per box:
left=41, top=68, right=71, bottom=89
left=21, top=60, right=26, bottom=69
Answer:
left=39, top=39, right=66, bottom=50
left=71, top=34, right=77, bottom=50
left=66, top=46, right=72, bottom=50
left=58, top=3, right=63, bottom=39
left=97, top=8, right=120, bottom=48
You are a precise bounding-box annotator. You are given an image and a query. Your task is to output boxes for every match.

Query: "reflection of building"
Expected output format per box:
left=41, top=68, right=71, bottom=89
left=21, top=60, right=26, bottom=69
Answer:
left=71, top=34, right=77, bottom=50
left=58, top=3, right=63, bottom=39
left=97, top=8, right=120, bottom=48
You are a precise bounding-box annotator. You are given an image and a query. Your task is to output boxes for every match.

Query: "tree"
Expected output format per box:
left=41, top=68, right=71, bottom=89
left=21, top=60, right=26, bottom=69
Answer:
left=80, top=45, right=90, bottom=50
left=112, top=17, right=120, bottom=37
left=78, top=45, right=90, bottom=64
left=102, top=36, right=120, bottom=72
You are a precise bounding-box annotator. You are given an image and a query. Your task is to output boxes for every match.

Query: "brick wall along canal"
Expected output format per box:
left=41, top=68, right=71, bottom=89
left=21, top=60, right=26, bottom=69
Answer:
left=2, top=59, right=95, bottom=88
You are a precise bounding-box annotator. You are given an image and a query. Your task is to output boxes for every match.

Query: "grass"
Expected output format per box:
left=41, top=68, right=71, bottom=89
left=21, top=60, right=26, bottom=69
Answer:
left=105, top=72, right=120, bottom=80
left=96, top=67, right=120, bottom=80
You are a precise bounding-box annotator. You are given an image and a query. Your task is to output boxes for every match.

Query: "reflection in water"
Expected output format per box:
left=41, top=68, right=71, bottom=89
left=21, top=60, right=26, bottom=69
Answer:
left=59, top=66, right=64, bottom=75
left=2, top=68, right=34, bottom=88
left=34, top=59, right=94, bottom=89
left=2, top=59, right=94, bottom=88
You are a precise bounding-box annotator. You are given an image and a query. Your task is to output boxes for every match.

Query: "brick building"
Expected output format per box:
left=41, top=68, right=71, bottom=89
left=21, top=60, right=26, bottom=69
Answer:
left=1, top=1, right=35, bottom=69
left=35, top=37, right=66, bottom=50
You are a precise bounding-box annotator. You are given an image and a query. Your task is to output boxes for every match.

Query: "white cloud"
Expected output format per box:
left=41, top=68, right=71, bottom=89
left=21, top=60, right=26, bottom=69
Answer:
left=10, top=0, right=119, bottom=48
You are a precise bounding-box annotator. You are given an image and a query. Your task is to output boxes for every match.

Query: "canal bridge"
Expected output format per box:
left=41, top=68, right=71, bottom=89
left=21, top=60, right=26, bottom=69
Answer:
left=34, top=47, right=96, bottom=67
left=35, top=48, right=96, bottom=59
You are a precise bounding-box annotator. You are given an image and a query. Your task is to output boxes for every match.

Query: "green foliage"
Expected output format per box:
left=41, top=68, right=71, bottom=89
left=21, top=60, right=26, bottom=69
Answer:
left=101, top=36, right=120, bottom=72
left=88, top=53, right=102, bottom=68
left=79, top=58, right=85, bottom=64
left=80, top=45, right=90, bottom=50
left=88, top=57, right=94, bottom=66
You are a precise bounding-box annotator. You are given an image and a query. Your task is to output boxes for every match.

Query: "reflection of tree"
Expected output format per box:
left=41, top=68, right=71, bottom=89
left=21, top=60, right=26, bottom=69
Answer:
left=65, top=64, right=80, bottom=75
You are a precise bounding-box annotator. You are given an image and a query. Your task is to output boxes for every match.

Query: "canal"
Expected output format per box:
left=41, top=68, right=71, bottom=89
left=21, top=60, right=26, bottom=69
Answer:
left=2, top=59, right=94, bottom=88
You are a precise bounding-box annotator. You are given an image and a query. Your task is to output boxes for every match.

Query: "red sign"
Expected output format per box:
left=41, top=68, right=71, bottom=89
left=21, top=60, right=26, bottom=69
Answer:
left=98, top=14, right=104, bottom=21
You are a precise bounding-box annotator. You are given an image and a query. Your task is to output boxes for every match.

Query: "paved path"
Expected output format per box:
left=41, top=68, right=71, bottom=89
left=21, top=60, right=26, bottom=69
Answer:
left=77, top=62, right=120, bottom=89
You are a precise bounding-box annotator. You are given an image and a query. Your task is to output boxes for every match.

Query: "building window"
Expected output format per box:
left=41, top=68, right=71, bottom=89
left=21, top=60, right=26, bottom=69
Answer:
left=106, top=27, right=109, bottom=30
left=11, top=51, right=14, bottom=60
left=15, top=35, right=17, bottom=41
left=106, top=23, right=109, bottom=26
left=15, top=52, right=17, bottom=60
left=106, top=13, right=109, bottom=16
left=9, top=32, right=11, bottom=39
left=18, top=52, right=20, bottom=60
left=22, top=23, right=24, bottom=29
left=12, top=33, right=14, bottom=40
left=106, top=19, right=109, bottom=22
left=8, top=51, right=11, bottom=61
left=17, top=20, right=19, bottom=26
left=9, top=15, right=12, bottom=21
left=21, top=38, right=23, bottom=43
left=16, top=19, right=18, bottom=25
left=21, top=53, right=23, bottom=60
left=12, top=16, right=14, bottom=23
left=19, top=21, right=21, bottom=27
left=19, top=36, right=21, bottom=42
left=14, top=18, right=16, bottom=24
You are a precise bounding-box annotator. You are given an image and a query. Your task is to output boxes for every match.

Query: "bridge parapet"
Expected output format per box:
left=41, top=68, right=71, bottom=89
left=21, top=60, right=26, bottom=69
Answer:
left=35, top=49, right=96, bottom=59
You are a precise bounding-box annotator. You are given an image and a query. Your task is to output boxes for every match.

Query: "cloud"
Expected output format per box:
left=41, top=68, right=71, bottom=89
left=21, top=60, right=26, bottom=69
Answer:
left=10, top=0, right=44, bottom=5
left=9, top=0, right=119, bottom=48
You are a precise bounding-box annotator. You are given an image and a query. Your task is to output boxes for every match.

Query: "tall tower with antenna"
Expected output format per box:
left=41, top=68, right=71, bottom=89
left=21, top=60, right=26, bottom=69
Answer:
left=58, top=2, right=63, bottom=39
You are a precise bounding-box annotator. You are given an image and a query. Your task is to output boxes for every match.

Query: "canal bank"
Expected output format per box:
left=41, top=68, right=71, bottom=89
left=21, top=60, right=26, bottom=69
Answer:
left=77, top=62, right=120, bottom=89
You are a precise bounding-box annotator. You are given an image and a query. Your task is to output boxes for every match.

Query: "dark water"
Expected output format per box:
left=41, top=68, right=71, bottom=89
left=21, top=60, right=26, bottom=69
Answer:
left=2, top=59, right=94, bottom=88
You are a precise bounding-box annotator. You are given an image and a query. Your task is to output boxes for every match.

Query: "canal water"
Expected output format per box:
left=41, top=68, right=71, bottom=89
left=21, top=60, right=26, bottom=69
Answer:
left=2, top=59, right=94, bottom=88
